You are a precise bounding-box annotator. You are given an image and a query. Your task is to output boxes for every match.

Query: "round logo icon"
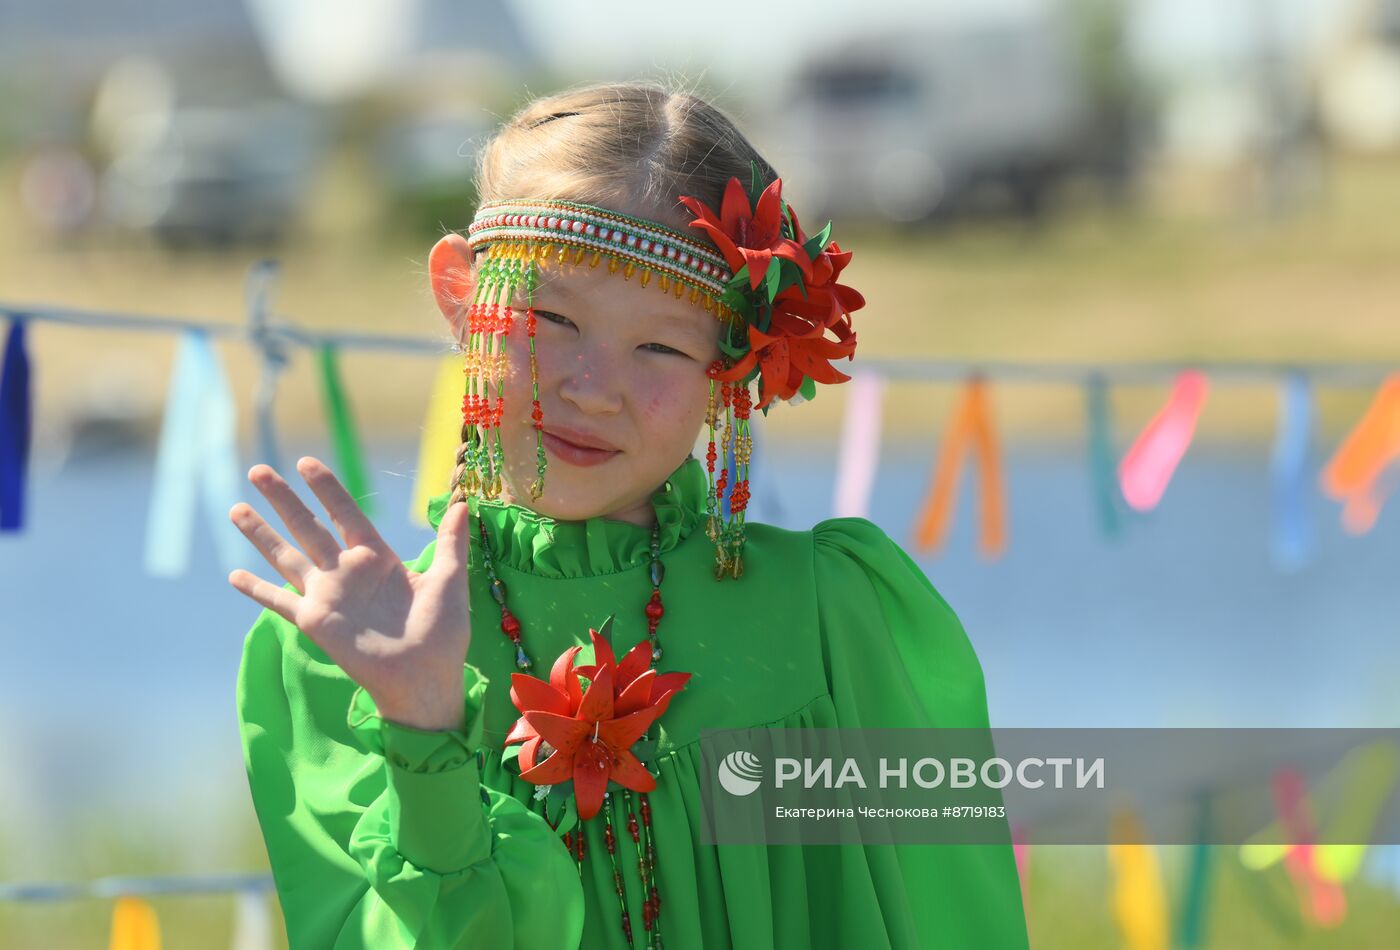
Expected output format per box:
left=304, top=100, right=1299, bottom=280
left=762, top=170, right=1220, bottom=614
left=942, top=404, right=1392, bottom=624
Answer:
left=717, top=750, right=764, bottom=796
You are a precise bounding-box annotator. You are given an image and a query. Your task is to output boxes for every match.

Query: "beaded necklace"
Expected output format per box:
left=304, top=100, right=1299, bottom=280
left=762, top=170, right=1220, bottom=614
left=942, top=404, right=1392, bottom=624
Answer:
left=474, top=508, right=671, bottom=950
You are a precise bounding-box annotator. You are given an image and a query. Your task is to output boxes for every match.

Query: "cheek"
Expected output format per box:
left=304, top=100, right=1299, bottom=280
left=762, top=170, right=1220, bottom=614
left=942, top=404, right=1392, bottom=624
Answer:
left=638, top=371, right=708, bottom=428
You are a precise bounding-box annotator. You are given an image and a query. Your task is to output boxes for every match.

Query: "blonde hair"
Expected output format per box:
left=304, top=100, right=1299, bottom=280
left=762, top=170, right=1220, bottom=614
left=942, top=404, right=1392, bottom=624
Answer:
left=448, top=79, right=774, bottom=510
left=474, top=78, right=777, bottom=235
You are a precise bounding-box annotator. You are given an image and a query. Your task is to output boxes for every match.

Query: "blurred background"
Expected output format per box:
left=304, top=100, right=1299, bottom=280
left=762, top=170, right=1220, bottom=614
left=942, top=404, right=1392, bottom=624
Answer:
left=2, top=0, right=1400, bottom=946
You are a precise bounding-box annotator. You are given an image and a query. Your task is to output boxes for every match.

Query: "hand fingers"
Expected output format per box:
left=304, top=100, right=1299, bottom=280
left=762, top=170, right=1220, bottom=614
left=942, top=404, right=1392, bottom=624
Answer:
left=246, top=463, right=344, bottom=569
left=228, top=568, right=303, bottom=626
left=428, top=497, right=472, bottom=578
left=229, top=500, right=314, bottom=593
left=295, top=456, right=393, bottom=554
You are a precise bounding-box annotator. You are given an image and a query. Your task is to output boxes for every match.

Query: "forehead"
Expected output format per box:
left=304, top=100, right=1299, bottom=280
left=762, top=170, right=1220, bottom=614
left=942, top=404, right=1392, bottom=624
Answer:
left=528, top=260, right=721, bottom=342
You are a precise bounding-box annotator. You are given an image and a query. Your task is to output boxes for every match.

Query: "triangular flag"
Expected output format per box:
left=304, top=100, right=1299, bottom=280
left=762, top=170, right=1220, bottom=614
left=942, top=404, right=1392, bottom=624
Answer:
left=1176, top=792, right=1215, bottom=949
left=144, top=330, right=244, bottom=577
left=1011, top=822, right=1032, bottom=933
left=913, top=374, right=1006, bottom=558
left=1272, top=767, right=1347, bottom=927
left=833, top=371, right=885, bottom=519
left=230, top=887, right=274, bottom=950
left=108, top=895, right=161, bottom=950
left=316, top=342, right=374, bottom=518
left=1270, top=372, right=1314, bottom=571
left=1084, top=372, right=1124, bottom=540
left=1107, top=808, right=1169, bottom=950
left=1118, top=369, right=1208, bottom=512
left=0, top=317, right=32, bottom=532
left=411, top=355, right=466, bottom=526
left=1320, top=372, right=1400, bottom=536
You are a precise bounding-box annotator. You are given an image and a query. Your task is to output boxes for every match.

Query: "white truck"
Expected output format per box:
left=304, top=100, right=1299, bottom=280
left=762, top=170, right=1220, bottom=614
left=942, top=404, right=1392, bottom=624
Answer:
left=758, top=14, right=1111, bottom=225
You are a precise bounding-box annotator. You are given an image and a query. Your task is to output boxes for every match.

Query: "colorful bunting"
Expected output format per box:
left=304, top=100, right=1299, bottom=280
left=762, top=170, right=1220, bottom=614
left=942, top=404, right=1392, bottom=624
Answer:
left=833, top=371, right=885, bottom=519
left=1270, top=372, right=1314, bottom=571
left=1176, top=792, right=1215, bottom=949
left=1118, top=370, right=1209, bottom=512
left=143, top=330, right=245, bottom=577
left=1107, top=808, right=1169, bottom=950
left=1321, top=372, right=1400, bottom=535
left=230, top=888, right=274, bottom=950
left=108, top=895, right=161, bottom=950
left=316, top=343, right=374, bottom=518
left=1011, top=822, right=1032, bottom=930
left=411, top=355, right=467, bottom=527
left=1084, top=371, right=1124, bottom=540
left=0, top=317, right=31, bottom=532
left=913, top=374, right=1006, bottom=558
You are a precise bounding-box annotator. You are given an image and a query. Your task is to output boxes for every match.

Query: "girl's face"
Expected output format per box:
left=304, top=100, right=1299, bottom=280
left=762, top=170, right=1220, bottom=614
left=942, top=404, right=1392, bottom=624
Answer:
left=429, top=231, right=723, bottom=527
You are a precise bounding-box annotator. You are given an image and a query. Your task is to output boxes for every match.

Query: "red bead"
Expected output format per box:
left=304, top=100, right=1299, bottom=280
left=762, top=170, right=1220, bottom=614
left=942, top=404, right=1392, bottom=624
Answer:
left=645, top=599, right=663, bottom=621
left=501, top=612, right=520, bottom=636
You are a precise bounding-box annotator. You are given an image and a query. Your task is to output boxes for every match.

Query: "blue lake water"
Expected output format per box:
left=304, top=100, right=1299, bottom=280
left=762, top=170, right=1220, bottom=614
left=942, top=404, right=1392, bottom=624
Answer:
left=2, top=435, right=1398, bottom=874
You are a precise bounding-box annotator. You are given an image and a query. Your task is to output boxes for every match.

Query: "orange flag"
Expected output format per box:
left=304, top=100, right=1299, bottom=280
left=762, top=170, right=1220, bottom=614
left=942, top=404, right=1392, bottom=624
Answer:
left=1320, top=373, right=1400, bottom=535
left=913, top=375, right=1006, bottom=558
left=108, top=896, right=161, bottom=950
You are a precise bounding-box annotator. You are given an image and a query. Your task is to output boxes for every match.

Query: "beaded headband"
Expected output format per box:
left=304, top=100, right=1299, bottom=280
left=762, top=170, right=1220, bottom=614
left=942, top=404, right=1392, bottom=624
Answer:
left=451, top=162, right=866, bottom=579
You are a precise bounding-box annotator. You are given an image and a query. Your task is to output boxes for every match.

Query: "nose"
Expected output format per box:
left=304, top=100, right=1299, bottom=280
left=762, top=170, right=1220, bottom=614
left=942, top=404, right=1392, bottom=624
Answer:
left=557, top=344, right=624, bottom=416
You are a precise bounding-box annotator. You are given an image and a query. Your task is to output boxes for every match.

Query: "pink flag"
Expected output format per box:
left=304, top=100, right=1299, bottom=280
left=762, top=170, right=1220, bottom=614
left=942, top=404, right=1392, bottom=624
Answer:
left=1119, top=370, right=1209, bottom=512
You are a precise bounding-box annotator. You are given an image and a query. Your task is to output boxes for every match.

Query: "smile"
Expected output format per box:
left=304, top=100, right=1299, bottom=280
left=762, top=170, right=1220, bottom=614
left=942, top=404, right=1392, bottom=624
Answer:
left=542, top=430, right=621, bottom=466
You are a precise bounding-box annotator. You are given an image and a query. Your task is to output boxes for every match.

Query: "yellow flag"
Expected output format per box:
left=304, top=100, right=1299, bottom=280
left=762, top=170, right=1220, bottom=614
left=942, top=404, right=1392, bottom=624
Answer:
left=108, top=895, right=161, bottom=950
left=1108, top=809, right=1169, bottom=950
left=411, top=355, right=466, bottom=527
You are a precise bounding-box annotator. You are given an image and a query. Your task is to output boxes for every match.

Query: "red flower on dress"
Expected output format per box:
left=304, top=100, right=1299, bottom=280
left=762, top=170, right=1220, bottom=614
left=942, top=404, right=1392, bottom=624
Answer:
left=504, top=626, right=691, bottom=821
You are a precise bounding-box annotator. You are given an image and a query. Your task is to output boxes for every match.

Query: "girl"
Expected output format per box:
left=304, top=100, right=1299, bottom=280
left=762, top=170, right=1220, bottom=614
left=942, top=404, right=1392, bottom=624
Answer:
left=233, top=79, right=1029, bottom=949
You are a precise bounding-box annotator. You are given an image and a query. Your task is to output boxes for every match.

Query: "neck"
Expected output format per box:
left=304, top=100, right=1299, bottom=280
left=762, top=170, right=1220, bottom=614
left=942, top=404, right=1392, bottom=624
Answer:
left=496, top=480, right=660, bottom=529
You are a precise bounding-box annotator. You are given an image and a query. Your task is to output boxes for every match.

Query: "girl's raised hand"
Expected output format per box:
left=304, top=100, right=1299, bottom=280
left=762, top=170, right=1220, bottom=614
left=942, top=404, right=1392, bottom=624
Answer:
left=228, top=457, right=474, bottom=731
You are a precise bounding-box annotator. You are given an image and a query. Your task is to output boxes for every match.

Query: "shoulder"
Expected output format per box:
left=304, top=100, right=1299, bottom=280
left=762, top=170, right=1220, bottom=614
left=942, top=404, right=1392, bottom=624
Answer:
left=809, top=516, right=958, bottom=612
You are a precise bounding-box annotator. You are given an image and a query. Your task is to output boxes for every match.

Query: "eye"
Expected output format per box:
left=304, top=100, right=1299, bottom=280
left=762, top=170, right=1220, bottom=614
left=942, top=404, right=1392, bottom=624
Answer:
left=535, top=310, right=574, bottom=328
left=641, top=342, right=689, bottom=357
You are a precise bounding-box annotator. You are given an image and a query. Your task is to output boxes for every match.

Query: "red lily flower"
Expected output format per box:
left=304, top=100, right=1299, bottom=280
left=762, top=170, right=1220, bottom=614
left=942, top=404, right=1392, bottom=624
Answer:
left=682, top=172, right=865, bottom=410
left=678, top=176, right=813, bottom=290
left=712, top=310, right=857, bottom=410
left=504, top=626, right=691, bottom=821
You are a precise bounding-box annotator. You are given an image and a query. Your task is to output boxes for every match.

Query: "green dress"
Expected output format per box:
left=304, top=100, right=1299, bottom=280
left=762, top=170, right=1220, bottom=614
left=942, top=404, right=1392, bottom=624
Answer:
left=237, top=454, right=1030, bottom=949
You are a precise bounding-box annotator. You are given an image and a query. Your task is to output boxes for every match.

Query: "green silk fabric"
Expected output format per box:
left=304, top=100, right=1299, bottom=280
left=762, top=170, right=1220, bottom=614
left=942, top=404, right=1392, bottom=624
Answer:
left=237, top=454, right=1030, bottom=948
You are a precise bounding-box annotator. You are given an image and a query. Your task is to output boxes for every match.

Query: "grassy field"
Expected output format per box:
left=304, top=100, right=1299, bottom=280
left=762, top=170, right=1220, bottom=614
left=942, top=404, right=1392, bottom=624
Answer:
left=4, top=827, right=1398, bottom=948
left=3, top=151, right=1399, bottom=458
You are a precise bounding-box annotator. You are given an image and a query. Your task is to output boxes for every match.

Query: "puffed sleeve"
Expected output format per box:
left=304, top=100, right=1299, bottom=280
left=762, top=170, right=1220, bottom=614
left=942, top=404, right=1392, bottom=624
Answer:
left=813, top=517, right=1030, bottom=950
left=236, top=582, right=585, bottom=949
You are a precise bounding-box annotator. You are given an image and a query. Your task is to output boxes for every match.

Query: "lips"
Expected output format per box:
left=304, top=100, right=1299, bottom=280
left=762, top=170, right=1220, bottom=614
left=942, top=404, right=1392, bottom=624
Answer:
left=544, top=426, right=620, bottom=452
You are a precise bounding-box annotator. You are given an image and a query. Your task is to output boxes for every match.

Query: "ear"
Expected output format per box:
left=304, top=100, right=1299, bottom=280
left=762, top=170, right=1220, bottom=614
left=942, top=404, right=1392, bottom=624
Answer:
left=428, top=232, right=477, bottom=342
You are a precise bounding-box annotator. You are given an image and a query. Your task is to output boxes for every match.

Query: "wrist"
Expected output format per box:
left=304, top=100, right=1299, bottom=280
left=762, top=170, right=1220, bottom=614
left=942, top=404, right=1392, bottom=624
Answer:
left=374, top=687, right=467, bottom=733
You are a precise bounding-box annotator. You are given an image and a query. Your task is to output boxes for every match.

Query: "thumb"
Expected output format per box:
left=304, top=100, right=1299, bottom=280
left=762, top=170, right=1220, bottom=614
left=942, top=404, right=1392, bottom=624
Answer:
left=432, top=498, right=473, bottom=576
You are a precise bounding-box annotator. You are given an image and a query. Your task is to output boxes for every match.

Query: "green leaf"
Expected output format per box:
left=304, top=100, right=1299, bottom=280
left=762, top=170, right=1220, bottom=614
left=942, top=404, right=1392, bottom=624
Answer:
left=501, top=744, right=522, bottom=770
left=718, top=336, right=749, bottom=359
left=721, top=286, right=755, bottom=321
left=631, top=738, right=658, bottom=762
left=762, top=256, right=782, bottom=302
left=747, top=159, right=763, bottom=208
left=802, top=220, right=833, bottom=260
left=775, top=257, right=806, bottom=297
left=799, top=375, right=817, bottom=402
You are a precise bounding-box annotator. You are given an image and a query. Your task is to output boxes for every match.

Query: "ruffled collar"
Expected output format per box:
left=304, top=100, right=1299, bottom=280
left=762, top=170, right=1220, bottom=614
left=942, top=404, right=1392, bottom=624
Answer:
left=425, top=454, right=710, bottom=579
